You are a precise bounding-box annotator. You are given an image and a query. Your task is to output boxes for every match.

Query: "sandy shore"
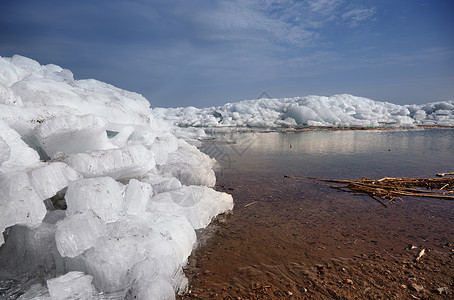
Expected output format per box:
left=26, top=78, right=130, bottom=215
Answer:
left=178, top=172, right=454, bottom=299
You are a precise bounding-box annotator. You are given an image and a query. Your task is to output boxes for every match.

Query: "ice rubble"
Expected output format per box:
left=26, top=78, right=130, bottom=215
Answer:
left=152, top=94, right=454, bottom=128
left=0, top=55, right=233, bottom=299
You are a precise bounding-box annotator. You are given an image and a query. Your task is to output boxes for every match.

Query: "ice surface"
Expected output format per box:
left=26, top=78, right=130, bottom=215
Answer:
left=47, top=271, right=95, bottom=300
left=63, top=212, right=196, bottom=294
left=34, top=114, right=110, bottom=157
left=0, top=136, right=10, bottom=166
left=0, top=120, right=40, bottom=173
left=62, top=144, right=155, bottom=180
left=0, top=57, right=20, bottom=86
left=28, top=162, right=81, bottom=200
left=0, top=210, right=65, bottom=276
left=149, top=185, right=234, bottom=230
left=17, top=284, right=51, bottom=300
left=143, top=174, right=182, bottom=194
left=55, top=210, right=107, bottom=258
left=148, top=134, right=179, bottom=165
left=0, top=81, right=22, bottom=106
left=65, top=177, right=124, bottom=223
left=158, top=141, right=216, bottom=187
left=0, top=172, right=47, bottom=245
left=124, top=179, right=152, bottom=215
left=152, top=94, right=454, bottom=128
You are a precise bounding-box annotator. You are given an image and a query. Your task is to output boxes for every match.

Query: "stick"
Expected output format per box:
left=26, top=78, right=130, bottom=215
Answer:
left=414, top=248, right=426, bottom=262
left=244, top=201, right=258, bottom=208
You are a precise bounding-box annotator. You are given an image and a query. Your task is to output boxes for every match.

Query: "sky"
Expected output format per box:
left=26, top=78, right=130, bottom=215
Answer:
left=0, top=0, right=453, bottom=108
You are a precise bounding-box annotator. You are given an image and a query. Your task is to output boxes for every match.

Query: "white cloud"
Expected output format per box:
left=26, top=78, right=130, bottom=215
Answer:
left=308, top=0, right=343, bottom=13
left=342, top=7, right=376, bottom=27
left=196, top=0, right=318, bottom=54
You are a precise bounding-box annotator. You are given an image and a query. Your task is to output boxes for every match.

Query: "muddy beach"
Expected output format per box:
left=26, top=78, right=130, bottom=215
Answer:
left=178, top=130, right=454, bottom=299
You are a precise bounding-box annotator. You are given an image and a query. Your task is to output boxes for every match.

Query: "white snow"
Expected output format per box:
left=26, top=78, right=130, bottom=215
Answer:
left=152, top=94, right=454, bottom=128
left=0, top=55, right=233, bottom=299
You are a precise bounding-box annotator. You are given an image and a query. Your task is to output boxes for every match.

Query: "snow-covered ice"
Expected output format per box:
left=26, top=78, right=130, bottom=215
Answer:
left=0, top=55, right=233, bottom=299
left=152, top=94, right=454, bottom=128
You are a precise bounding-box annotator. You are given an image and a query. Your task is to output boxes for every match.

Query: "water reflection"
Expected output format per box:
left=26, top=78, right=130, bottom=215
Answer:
left=202, top=128, right=454, bottom=179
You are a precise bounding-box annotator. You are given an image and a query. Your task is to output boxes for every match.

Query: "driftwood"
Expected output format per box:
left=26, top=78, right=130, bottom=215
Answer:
left=285, top=174, right=454, bottom=206
left=436, top=172, right=454, bottom=177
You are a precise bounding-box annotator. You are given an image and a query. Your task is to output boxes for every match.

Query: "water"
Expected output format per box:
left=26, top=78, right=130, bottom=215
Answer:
left=203, top=128, right=454, bottom=180
left=187, top=128, right=454, bottom=297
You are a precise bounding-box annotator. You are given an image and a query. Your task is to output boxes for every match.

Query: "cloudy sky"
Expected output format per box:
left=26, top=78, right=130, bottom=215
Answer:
left=1, top=0, right=453, bottom=107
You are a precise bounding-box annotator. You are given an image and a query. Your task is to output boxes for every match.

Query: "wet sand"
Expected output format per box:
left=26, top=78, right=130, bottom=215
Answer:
left=178, top=172, right=454, bottom=299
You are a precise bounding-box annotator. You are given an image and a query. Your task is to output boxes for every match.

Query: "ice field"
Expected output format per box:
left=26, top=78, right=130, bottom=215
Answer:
left=0, top=55, right=453, bottom=299
left=152, top=95, right=454, bottom=128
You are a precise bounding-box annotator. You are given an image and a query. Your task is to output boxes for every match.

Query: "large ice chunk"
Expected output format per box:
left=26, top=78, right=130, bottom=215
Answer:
left=0, top=56, right=20, bottom=86
left=143, top=174, right=182, bottom=194
left=130, top=273, right=176, bottom=300
left=47, top=271, right=95, bottom=300
left=285, top=104, right=319, bottom=125
left=158, top=141, right=216, bottom=187
left=65, top=177, right=124, bottom=223
left=10, top=55, right=42, bottom=79
left=108, top=125, right=134, bottom=148
left=124, top=179, right=152, bottom=215
left=148, top=134, right=179, bottom=165
left=63, top=213, right=196, bottom=294
left=149, top=185, right=234, bottom=229
left=28, top=162, right=81, bottom=200
left=17, top=284, right=51, bottom=300
left=0, top=172, right=46, bottom=245
left=0, top=210, right=65, bottom=276
left=34, top=114, right=110, bottom=157
left=158, top=164, right=216, bottom=188
left=63, top=144, right=155, bottom=180
left=0, top=120, right=40, bottom=173
left=0, top=136, right=10, bottom=166
left=55, top=210, right=107, bottom=258
left=0, top=81, right=22, bottom=106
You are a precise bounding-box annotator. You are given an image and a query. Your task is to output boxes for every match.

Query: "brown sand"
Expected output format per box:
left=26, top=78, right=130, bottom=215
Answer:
left=178, top=173, right=454, bottom=299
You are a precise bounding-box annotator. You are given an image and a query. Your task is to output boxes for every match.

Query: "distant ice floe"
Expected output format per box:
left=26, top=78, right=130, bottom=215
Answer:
left=0, top=55, right=233, bottom=299
left=152, top=94, right=454, bottom=129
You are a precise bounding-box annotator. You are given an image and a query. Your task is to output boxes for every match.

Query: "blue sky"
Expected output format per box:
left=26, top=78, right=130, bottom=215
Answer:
left=1, top=0, right=453, bottom=108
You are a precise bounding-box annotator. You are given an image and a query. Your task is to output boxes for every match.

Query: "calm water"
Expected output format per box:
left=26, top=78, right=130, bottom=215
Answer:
left=188, top=128, right=454, bottom=299
left=203, top=128, right=454, bottom=180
